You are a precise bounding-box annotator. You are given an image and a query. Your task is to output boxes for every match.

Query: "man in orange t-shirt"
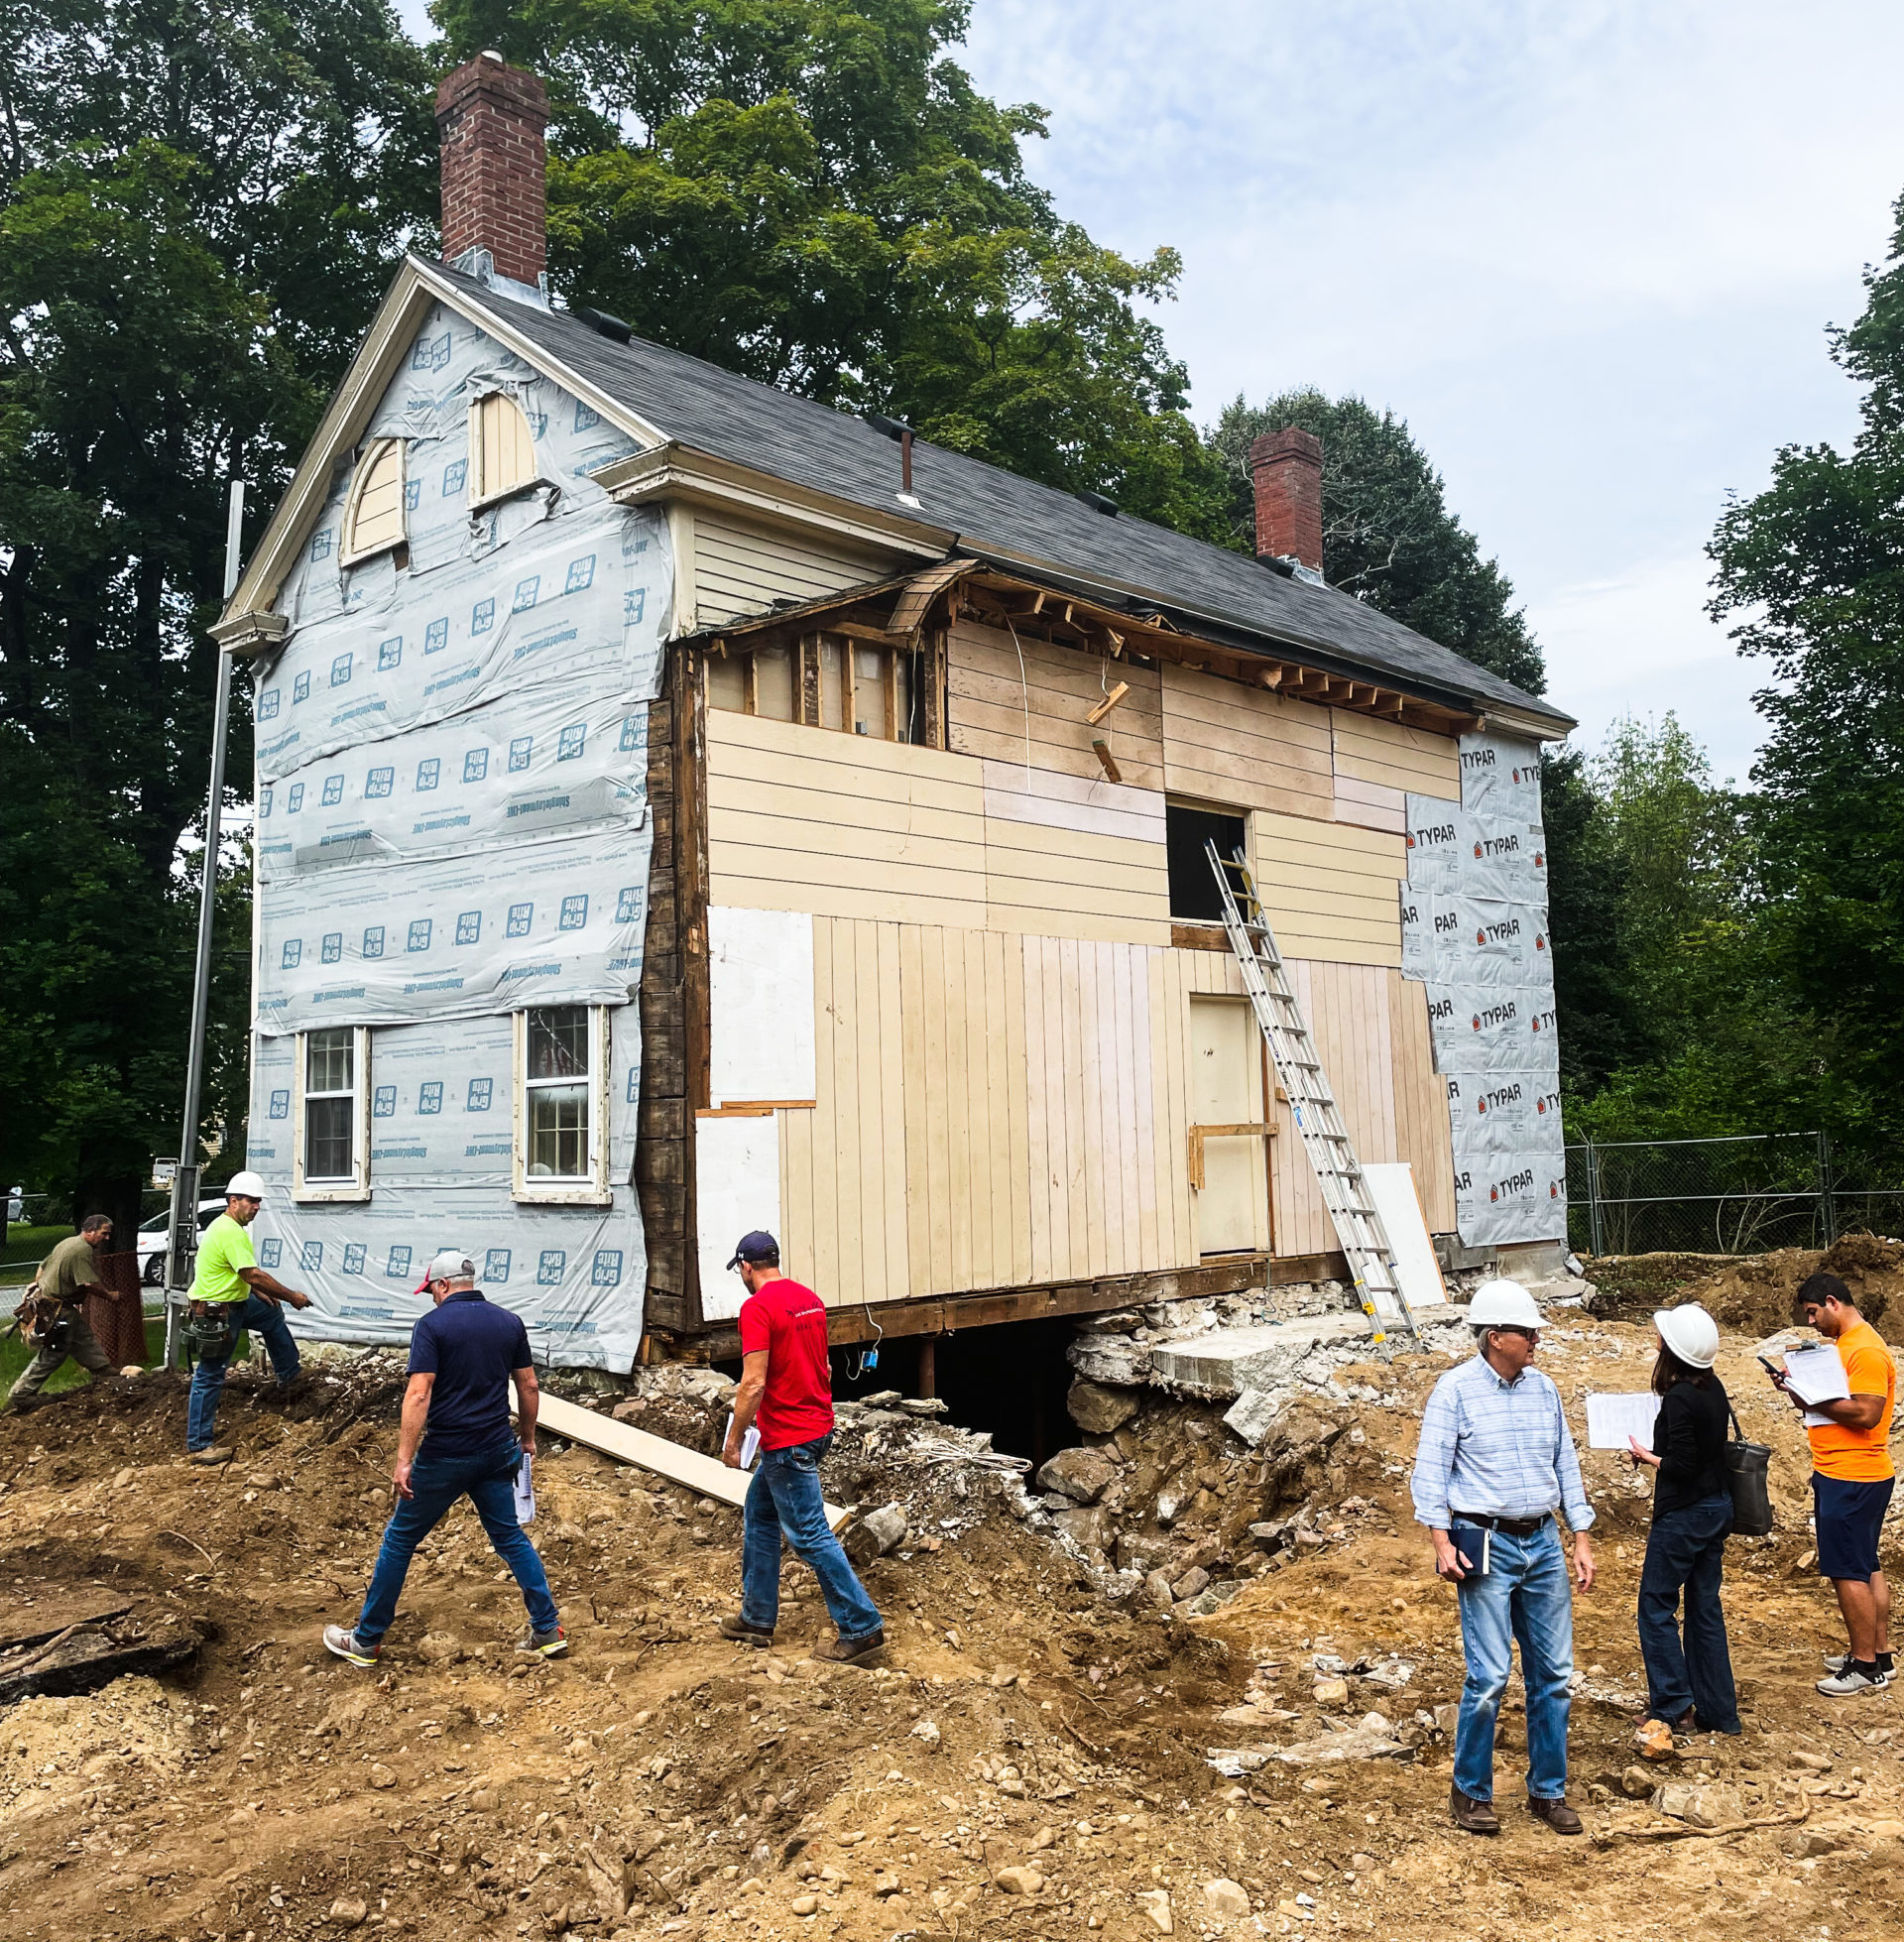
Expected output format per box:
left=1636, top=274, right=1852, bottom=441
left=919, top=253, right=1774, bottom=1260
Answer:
left=1779, top=1274, right=1897, bottom=1695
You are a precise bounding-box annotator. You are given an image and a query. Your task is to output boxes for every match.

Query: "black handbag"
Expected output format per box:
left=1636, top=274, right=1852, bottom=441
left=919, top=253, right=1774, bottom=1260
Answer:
left=1723, top=1403, right=1775, bottom=1536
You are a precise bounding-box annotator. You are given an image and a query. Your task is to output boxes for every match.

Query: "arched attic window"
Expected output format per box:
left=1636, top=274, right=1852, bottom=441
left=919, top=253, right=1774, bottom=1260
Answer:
left=341, top=438, right=406, bottom=564
left=471, top=391, right=537, bottom=504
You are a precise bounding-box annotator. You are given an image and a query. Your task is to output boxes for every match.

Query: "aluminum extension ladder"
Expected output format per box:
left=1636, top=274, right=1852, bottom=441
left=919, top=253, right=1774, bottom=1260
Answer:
left=1205, top=841, right=1421, bottom=1349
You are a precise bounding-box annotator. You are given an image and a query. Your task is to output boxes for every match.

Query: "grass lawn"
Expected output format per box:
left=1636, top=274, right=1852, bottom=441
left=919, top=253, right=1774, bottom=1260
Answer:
left=0, top=1314, right=192, bottom=1396
left=1, top=1222, right=68, bottom=1271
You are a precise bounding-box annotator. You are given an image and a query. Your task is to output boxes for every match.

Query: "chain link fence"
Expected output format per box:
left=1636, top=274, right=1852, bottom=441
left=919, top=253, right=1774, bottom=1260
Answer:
left=1565, top=1132, right=1904, bottom=1257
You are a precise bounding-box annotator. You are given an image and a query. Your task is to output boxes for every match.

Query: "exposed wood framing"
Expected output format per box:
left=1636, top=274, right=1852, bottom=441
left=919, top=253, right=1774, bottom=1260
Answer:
left=1187, top=1122, right=1278, bottom=1193
left=634, top=687, right=688, bottom=1329
left=685, top=559, right=1483, bottom=738
left=676, top=642, right=713, bottom=1327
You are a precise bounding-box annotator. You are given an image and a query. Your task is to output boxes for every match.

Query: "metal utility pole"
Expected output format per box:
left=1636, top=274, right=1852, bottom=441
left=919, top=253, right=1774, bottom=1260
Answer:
left=163, top=480, right=245, bottom=1364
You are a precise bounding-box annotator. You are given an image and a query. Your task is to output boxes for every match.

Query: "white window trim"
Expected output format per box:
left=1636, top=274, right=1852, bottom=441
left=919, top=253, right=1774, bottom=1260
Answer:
left=339, top=437, right=407, bottom=567
left=468, top=390, right=546, bottom=514
left=292, top=1025, right=372, bottom=1203
left=512, top=1005, right=612, bottom=1206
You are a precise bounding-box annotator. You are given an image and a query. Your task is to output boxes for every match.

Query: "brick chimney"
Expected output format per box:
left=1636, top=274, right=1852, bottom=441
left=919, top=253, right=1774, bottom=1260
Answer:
left=1249, top=426, right=1325, bottom=580
left=436, top=52, right=549, bottom=290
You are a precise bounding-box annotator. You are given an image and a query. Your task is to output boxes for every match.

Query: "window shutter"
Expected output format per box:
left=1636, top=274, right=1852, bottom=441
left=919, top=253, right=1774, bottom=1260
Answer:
left=344, top=440, right=406, bottom=560
left=474, top=393, right=536, bottom=502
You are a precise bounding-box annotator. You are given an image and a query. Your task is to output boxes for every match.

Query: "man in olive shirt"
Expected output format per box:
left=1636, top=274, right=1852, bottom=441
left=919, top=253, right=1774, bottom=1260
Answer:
left=184, top=1170, right=309, bottom=1464
left=8, top=1215, right=125, bottom=1405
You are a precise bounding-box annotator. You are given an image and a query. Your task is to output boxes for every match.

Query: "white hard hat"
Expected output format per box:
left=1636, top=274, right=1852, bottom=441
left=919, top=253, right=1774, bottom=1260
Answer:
left=225, top=1170, right=267, bottom=1199
left=1654, top=1304, right=1720, bottom=1370
left=1467, top=1277, right=1545, bottom=1330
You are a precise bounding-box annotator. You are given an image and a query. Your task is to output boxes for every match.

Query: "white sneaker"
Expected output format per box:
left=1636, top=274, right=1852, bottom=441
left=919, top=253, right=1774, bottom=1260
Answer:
left=1821, top=1653, right=1894, bottom=1685
left=1817, top=1664, right=1886, bottom=1696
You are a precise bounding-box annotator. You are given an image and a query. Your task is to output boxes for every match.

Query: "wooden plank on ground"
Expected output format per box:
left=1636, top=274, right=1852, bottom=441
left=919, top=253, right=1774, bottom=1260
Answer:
left=527, top=1387, right=849, bottom=1531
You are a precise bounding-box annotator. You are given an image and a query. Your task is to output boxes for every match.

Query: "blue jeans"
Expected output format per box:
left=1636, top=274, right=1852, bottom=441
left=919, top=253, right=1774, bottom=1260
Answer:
left=1638, top=1492, right=1739, bottom=1732
left=356, top=1436, right=556, bottom=1643
left=185, top=1294, right=300, bottom=1449
left=1452, top=1519, right=1575, bottom=1802
left=741, top=1434, right=882, bottom=1639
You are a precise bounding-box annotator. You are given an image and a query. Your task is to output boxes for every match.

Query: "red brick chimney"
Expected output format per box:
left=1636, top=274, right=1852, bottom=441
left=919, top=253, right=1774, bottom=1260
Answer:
left=1249, top=426, right=1325, bottom=578
left=436, top=52, right=549, bottom=289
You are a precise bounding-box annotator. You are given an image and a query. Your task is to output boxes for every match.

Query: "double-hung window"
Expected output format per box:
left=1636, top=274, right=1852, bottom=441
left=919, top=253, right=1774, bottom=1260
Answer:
left=293, top=1026, right=370, bottom=1200
left=513, top=1005, right=611, bottom=1203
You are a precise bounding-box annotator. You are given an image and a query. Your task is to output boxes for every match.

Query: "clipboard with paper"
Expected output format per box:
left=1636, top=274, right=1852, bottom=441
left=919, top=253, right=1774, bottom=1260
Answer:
left=1585, top=1393, right=1661, bottom=1451
left=1780, top=1343, right=1850, bottom=1426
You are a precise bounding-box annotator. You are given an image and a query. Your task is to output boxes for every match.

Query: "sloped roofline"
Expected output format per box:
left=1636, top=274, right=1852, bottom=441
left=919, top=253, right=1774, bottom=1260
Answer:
left=216, top=256, right=670, bottom=639
left=218, top=255, right=1575, bottom=742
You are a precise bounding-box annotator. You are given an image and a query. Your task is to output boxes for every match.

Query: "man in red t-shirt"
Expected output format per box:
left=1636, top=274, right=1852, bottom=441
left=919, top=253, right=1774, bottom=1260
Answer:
left=720, top=1230, right=884, bottom=1662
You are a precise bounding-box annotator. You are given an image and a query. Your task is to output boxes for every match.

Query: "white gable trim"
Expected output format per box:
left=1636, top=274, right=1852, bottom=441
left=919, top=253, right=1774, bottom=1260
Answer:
left=217, top=255, right=668, bottom=644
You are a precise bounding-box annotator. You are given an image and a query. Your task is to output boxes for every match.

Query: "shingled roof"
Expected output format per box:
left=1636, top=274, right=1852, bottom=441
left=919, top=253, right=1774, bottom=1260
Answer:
left=436, top=260, right=1572, bottom=734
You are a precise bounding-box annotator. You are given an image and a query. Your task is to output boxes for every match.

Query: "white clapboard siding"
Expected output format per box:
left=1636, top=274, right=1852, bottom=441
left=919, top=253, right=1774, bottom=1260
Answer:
left=1161, top=664, right=1335, bottom=820
left=693, top=510, right=896, bottom=627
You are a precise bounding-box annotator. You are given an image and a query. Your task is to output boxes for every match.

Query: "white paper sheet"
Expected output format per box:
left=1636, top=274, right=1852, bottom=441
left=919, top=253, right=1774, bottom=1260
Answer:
left=513, top=1448, right=536, bottom=1524
left=1782, top=1343, right=1852, bottom=1426
left=1586, top=1392, right=1661, bottom=1451
left=1781, top=1344, right=1850, bottom=1404
left=723, top=1413, right=762, bottom=1470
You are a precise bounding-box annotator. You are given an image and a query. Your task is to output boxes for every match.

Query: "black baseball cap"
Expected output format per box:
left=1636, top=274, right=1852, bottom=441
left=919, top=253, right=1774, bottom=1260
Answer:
left=726, top=1230, right=779, bottom=1271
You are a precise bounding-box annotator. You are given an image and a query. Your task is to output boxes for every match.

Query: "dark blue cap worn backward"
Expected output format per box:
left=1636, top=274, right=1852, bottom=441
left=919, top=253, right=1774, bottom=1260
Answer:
left=726, top=1229, right=779, bottom=1271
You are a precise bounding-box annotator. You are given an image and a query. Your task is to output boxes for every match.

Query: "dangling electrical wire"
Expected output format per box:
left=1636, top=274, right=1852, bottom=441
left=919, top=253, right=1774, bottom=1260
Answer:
left=846, top=1305, right=886, bottom=1382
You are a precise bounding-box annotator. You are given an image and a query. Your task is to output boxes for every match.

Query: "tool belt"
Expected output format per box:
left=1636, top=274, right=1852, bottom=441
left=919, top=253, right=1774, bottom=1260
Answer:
left=11, top=1287, right=73, bottom=1354
left=182, top=1300, right=236, bottom=1360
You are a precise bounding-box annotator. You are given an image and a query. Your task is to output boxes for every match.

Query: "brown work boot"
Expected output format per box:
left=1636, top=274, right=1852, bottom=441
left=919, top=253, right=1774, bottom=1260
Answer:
left=812, top=1628, right=885, bottom=1666
left=1450, top=1785, right=1499, bottom=1835
left=1527, top=1795, right=1584, bottom=1835
left=719, top=1614, right=774, bottom=1647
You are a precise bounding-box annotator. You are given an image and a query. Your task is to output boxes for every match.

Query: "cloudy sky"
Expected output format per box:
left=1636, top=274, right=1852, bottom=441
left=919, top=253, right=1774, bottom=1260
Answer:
left=948, top=1, right=1904, bottom=782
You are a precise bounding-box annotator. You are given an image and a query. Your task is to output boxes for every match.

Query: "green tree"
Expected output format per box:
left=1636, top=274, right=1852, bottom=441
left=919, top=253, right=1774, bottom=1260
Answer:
left=1540, top=745, right=1643, bottom=1101
left=1709, top=187, right=1904, bottom=1154
left=434, top=0, right=1233, bottom=537
left=0, top=2, right=433, bottom=1234
left=1205, top=389, right=1546, bottom=694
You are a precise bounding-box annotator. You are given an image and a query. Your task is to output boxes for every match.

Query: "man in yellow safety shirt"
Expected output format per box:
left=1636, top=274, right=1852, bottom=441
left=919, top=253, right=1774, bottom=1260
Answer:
left=183, top=1171, right=310, bottom=1464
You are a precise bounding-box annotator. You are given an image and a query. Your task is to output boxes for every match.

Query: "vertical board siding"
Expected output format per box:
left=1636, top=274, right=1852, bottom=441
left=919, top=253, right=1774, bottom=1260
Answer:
left=1266, top=958, right=1456, bottom=1255
left=788, top=919, right=1215, bottom=1306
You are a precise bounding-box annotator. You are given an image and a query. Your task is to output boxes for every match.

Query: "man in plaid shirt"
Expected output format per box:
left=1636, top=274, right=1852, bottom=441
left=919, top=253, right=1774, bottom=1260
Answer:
left=1411, top=1279, right=1596, bottom=1837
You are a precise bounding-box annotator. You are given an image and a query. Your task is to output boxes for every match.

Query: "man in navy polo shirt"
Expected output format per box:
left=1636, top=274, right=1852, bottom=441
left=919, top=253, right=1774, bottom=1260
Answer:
left=323, top=1250, right=563, bottom=1666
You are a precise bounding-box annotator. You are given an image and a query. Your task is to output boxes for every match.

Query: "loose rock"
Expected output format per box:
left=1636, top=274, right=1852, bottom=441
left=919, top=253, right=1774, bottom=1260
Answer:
left=1068, top=1379, right=1140, bottom=1433
left=327, top=1896, right=368, bottom=1927
left=1135, top=1886, right=1175, bottom=1934
left=995, top=1866, right=1043, bottom=1895
left=1035, top=1446, right=1120, bottom=1505
left=1203, top=1878, right=1250, bottom=1918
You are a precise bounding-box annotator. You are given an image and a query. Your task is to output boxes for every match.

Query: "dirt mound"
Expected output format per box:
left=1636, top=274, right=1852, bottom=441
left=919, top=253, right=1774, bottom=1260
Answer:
left=1667, top=1234, right=1904, bottom=1342
left=2, top=1317, right=1902, bottom=1941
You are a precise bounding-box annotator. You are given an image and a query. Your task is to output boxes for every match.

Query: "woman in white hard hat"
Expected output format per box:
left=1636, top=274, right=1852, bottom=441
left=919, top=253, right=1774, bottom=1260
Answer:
left=1626, top=1303, right=1740, bottom=1735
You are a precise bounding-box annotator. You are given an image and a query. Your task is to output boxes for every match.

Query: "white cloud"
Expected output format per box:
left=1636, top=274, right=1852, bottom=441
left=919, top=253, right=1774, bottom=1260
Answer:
left=1528, top=555, right=1765, bottom=785
left=960, top=0, right=1904, bottom=770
